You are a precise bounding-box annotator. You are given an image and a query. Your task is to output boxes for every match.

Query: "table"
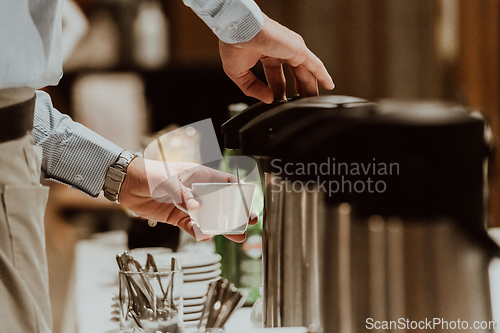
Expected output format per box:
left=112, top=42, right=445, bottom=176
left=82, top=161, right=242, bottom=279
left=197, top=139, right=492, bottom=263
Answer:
left=72, top=229, right=500, bottom=333
left=72, top=230, right=253, bottom=333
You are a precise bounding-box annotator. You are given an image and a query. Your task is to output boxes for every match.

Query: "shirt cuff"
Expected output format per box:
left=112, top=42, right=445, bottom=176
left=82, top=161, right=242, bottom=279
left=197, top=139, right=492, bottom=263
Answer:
left=34, top=90, right=123, bottom=197
left=183, top=0, right=264, bottom=43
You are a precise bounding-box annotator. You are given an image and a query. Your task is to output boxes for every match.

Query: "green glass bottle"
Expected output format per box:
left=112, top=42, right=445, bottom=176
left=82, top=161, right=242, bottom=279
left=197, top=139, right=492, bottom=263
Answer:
left=216, top=145, right=264, bottom=306
left=235, top=210, right=263, bottom=305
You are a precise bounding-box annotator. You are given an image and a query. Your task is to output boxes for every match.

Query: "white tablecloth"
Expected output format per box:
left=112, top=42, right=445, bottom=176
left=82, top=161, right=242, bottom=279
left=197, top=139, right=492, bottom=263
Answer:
left=75, top=231, right=127, bottom=333
left=73, top=229, right=500, bottom=333
left=73, top=231, right=253, bottom=333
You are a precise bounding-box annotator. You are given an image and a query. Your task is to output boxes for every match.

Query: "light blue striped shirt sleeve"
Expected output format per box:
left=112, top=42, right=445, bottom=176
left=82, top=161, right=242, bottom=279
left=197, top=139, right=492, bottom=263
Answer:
left=183, top=0, right=264, bottom=44
left=33, top=90, right=123, bottom=197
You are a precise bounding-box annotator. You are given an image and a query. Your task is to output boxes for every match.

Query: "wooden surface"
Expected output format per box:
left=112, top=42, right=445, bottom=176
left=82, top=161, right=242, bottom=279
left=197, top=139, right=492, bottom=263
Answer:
left=163, top=1, right=221, bottom=66
left=458, top=0, right=500, bottom=227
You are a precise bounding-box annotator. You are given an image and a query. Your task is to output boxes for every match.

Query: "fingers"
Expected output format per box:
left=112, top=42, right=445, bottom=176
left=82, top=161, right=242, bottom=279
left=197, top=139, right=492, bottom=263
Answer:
left=219, top=41, right=274, bottom=104
left=260, top=17, right=334, bottom=92
left=161, top=214, right=212, bottom=242
left=261, top=47, right=332, bottom=99
left=296, top=50, right=335, bottom=91
left=178, top=220, right=211, bottom=242
left=164, top=205, right=190, bottom=226
left=222, top=211, right=258, bottom=243
left=262, top=61, right=286, bottom=101
left=174, top=175, right=200, bottom=212
left=194, top=166, right=239, bottom=184
left=226, top=68, right=274, bottom=104
left=176, top=216, right=196, bottom=237
left=289, top=64, right=318, bottom=97
left=291, top=70, right=303, bottom=98
left=249, top=211, right=259, bottom=225
left=192, top=224, right=213, bottom=241
left=224, top=233, right=247, bottom=243
left=220, top=14, right=334, bottom=100
left=226, top=172, right=239, bottom=183
left=122, top=194, right=187, bottom=226
left=151, top=175, right=199, bottom=213
left=129, top=197, right=257, bottom=244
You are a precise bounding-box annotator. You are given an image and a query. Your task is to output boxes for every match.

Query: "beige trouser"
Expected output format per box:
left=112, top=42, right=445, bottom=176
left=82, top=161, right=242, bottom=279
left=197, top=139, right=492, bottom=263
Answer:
left=0, top=133, right=51, bottom=332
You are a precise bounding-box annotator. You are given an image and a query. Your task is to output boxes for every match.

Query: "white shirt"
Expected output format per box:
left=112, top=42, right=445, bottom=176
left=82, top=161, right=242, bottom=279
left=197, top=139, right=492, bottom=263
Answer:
left=0, top=0, right=63, bottom=90
left=0, top=0, right=263, bottom=95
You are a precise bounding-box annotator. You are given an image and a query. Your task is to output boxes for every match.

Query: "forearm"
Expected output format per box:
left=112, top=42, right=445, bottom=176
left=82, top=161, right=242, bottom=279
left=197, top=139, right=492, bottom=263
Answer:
left=183, top=0, right=263, bottom=43
left=33, top=90, right=123, bottom=197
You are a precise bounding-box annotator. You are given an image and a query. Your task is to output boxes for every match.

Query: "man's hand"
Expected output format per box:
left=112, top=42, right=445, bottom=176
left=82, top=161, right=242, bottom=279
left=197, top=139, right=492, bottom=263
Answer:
left=219, top=14, right=335, bottom=103
left=118, top=157, right=258, bottom=243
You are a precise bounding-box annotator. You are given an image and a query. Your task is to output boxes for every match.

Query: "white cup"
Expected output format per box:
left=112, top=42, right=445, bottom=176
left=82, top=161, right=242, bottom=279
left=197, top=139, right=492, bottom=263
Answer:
left=185, top=183, right=256, bottom=235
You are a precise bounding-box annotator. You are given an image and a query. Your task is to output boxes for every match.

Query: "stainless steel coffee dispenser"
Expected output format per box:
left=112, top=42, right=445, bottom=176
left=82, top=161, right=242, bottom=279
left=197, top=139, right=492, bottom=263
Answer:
left=222, top=97, right=499, bottom=333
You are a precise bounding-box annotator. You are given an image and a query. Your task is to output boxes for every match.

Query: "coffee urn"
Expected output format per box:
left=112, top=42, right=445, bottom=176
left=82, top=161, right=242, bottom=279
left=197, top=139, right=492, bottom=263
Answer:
left=222, top=96, right=499, bottom=333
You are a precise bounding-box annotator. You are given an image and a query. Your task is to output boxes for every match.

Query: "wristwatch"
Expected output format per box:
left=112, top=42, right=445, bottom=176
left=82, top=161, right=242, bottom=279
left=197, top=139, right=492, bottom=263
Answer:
left=103, top=150, right=141, bottom=203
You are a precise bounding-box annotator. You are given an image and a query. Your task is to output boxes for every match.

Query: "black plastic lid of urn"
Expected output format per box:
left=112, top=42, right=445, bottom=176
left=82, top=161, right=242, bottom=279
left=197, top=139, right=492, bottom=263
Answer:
left=238, top=96, right=373, bottom=157
left=221, top=100, right=289, bottom=150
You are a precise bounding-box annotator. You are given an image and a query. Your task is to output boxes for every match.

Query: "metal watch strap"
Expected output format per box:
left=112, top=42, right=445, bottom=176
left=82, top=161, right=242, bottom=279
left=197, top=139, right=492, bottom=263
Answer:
left=103, top=150, right=140, bottom=203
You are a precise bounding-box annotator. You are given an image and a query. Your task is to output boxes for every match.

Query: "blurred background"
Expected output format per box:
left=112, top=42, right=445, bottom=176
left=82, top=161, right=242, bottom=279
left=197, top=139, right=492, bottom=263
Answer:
left=42, top=1, right=499, bottom=332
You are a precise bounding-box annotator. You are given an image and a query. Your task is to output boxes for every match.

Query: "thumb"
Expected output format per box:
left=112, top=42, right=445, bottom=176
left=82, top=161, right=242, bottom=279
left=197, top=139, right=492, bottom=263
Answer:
left=180, top=184, right=200, bottom=213
left=151, top=177, right=199, bottom=212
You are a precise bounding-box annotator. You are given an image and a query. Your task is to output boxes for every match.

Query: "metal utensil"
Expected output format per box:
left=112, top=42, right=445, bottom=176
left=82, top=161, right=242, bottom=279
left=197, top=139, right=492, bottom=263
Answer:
left=206, top=279, right=229, bottom=328
left=198, top=278, right=248, bottom=331
left=147, top=253, right=167, bottom=299
left=116, top=253, right=146, bottom=329
left=197, top=280, right=219, bottom=332
left=116, top=255, right=136, bottom=321
left=116, top=251, right=181, bottom=330
left=213, top=285, right=246, bottom=328
left=170, top=257, right=177, bottom=313
left=126, top=257, right=155, bottom=310
left=200, top=279, right=225, bottom=330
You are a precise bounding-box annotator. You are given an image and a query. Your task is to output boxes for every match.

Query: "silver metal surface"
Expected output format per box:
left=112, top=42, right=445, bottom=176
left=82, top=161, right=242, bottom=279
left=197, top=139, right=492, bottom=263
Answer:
left=262, top=173, right=284, bottom=327
left=264, top=179, right=328, bottom=330
left=262, top=183, right=494, bottom=333
left=281, top=186, right=303, bottom=326
left=301, top=187, right=325, bottom=331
